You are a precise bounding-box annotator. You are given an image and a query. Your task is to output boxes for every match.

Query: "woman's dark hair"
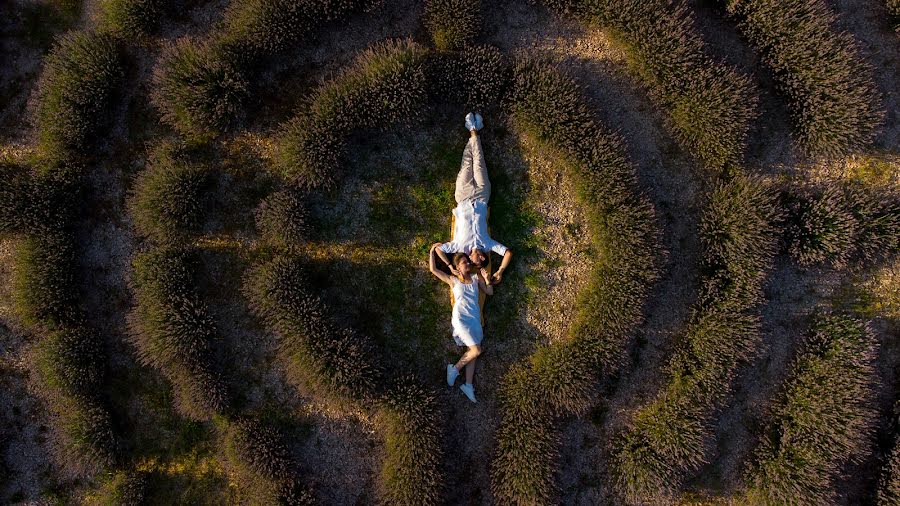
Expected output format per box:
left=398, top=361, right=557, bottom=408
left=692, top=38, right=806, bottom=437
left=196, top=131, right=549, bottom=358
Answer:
left=452, top=253, right=469, bottom=267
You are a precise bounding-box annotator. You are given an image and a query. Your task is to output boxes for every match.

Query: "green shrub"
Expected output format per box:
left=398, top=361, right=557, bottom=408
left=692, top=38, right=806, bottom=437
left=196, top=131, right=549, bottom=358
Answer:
left=491, top=365, right=560, bottom=505
left=93, top=470, right=154, bottom=506
left=216, top=0, right=378, bottom=64
left=543, top=0, right=758, bottom=170
left=274, top=39, right=429, bottom=189
left=612, top=175, right=779, bottom=503
left=254, top=187, right=309, bottom=248
left=129, top=148, right=213, bottom=244
left=491, top=60, right=661, bottom=504
left=150, top=0, right=376, bottom=139
left=243, top=255, right=381, bottom=403
left=151, top=38, right=249, bottom=142
left=53, top=399, right=119, bottom=475
left=225, top=417, right=314, bottom=505
left=34, top=327, right=120, bottom=476
left=878, top=404, right=900, bottom=506
left=428, top=45, right=512, bottom=111
left=36, top=327, right=105, bottom=402
left=743, top=314, right=878, bottom=505
left=36, top=30, right=124, bottom=156
left=424, top=0, right=481, bottom=51
left=725, top=0, right=884, bottom=158
left=97, top=0, right=166, bottom=39
left=130, top=247, right=232, bottom=419
left=377, top=378, right=443, bottom=505
left=13, top=230, right=80, bottom=329
left=783, top=182, right=899, bottom=268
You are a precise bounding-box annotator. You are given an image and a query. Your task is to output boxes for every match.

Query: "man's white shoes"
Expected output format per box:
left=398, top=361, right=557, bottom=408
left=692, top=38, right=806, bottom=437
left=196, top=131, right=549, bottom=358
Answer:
left=447, top=364, right=459, bottom=386
left=464, top=112, right=484, bottom=132
left=460, top=383, right=477, bottom=403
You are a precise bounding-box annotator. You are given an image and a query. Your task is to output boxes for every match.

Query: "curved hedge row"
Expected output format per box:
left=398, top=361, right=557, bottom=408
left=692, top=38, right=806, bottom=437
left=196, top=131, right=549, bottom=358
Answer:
left=151, top=0, right=378, bottom=141
left=9, top=26, right=127, bottom=477
left=725, top=0, right=884, bottom=158
left=244, top=254, right=444, bottom=504
left=541, top=0, right=758, bottom=171
left=782, top=182, right=899, bottom=269
left=129, top=247, right=232, bottom=420
left=490, top=59, right=661, bottom=504
left=742, top=314, right=877, bottom=505
left=274, top=38, right=430, bottom=189
left=34, top=326, right=120, bottom=474
left=612, top=175, right=780, bottom=503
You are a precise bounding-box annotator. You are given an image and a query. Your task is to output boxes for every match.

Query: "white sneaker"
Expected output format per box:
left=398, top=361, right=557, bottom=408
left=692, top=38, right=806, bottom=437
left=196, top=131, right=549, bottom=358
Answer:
left=447, top=364, right=459, bottom=386
left=460, top=383, right=477, bottom=403
left=464, top=112, right=477, bottom=131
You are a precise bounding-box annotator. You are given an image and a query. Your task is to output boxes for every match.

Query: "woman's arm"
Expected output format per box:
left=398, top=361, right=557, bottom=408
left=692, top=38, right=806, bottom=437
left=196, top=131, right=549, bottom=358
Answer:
left=478, top=270, right=494, bottom=296
left=429, top=245, right=453, bottom=286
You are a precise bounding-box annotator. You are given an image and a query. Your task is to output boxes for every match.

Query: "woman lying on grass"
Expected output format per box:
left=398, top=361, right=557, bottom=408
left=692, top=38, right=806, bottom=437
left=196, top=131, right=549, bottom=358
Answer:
left=429, top=246, right=493, bottom=403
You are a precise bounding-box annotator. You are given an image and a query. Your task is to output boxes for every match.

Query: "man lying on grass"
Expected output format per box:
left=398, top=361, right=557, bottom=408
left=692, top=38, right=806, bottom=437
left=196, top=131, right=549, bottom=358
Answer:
left=429, top=112, right=512, bottom=403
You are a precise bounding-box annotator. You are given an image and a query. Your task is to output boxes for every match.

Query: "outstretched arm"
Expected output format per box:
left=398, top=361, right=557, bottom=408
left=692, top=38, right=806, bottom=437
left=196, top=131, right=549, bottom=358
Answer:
left=491, top=249, right=513, bottom=285
left=429, top=244, right=453, bottom=286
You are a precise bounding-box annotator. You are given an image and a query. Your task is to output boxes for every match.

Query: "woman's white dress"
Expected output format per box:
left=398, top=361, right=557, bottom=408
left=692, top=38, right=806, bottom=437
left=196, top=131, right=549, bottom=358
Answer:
left=451, top=274, right=483, bottom=347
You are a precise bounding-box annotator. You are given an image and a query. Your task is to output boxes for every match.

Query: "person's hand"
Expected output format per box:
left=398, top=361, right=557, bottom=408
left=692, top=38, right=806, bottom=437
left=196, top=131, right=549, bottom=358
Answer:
left=480, top=266, right=491, bottom=281
left=449, top=265, right=460, bottom=277
left=491, top=269, right=503, bottom=285
left=431, top=242, right=442, bottom=251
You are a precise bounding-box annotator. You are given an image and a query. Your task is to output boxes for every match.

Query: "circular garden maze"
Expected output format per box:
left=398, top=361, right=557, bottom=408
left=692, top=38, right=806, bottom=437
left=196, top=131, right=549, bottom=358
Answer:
left=0, top=0, right=898, bottom=504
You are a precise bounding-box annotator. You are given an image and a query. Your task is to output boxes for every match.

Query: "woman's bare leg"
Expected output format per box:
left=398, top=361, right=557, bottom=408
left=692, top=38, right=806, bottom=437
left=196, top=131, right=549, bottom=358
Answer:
left=454, top=345, right=481, bottom=373
left=464, top=357, right=477, bottom=385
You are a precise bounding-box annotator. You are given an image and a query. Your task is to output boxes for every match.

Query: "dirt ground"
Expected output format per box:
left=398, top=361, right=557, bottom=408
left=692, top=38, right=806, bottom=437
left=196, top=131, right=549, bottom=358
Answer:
left=0, top=0, right=897, bottom=504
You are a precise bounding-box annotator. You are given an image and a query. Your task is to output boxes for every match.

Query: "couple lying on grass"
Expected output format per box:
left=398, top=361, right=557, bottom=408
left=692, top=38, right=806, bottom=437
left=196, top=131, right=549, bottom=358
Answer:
left=429, top=113, right=512, bottom=404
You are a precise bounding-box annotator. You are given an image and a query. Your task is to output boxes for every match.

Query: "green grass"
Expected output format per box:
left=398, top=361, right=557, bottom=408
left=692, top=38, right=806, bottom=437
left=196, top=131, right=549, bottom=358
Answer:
left=726, top=0, right=884, bottom=158
left=743, top=314, right=878, bottom=505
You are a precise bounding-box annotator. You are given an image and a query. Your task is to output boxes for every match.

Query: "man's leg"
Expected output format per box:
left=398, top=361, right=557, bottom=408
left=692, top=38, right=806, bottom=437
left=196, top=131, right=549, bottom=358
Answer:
left=455, top=136, right=478, bottom=204
left=470, top=133, right=491, bottom=202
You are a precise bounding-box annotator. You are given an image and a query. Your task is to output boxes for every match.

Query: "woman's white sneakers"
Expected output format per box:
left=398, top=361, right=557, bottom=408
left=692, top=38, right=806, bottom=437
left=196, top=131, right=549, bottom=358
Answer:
left=464, top=112, right=484, bottom=132
left=460, top=383, right=477, bottom=403
left=447, top=365, right=477, bottom=403
left=447, top=364, right=459, bottom=386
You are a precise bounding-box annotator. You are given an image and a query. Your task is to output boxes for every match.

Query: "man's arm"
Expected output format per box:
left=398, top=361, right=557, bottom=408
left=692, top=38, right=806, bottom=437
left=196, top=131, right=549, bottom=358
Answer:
left=429, top=245, right=454, bottom=286
left=431, top=242, right=460, bottom=277
left=492, top=249, right=512, bottom=285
